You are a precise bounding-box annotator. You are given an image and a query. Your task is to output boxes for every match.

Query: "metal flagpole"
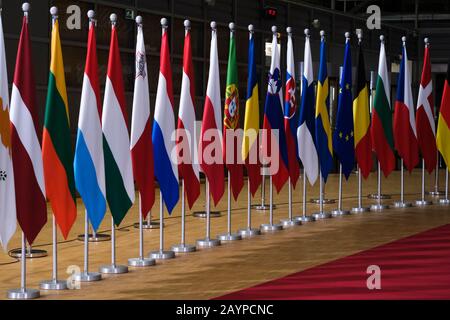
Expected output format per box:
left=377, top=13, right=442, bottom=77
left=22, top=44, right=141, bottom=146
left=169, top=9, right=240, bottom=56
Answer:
left=393, top=159, right=412, bottom=208
left=312, top=171, right=332, bottom=219
left=134, top=209, right=160, bottom=229
left=197, top=180, right=221, bottom=247
left=281, top=177, right=301, bottom=226
left=218, top=171, right=242, bottom=241
left=150, top=191, right=175, bottom=259
left=429, top=152, right=444, bottom=196
left=99, top=216, right=129, bottom=273
left=439, top=168, right=449, bottom=205
left=331, top=164, right=351, bottom=216
left=254, top=165, right=272, bottom=210
left=351, top=166, right=370, bottom=213
left=371, top=161, right=389, bottom=210
left=261, top=176, right=283, bottom=232
left=238, top=178, right=261, bottom=237
left=415, top=159, right=432, bottom=206
left=295, top=169, right=316, bottom=221
left=172, top=179, right=196, bottom=252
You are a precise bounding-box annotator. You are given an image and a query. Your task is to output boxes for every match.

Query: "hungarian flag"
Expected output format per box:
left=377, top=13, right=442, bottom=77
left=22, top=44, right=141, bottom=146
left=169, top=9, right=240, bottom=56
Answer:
left=102, top=22, right=134, bottom=226
left=177, top=22, right=200, bottom=209
left=353, top=39, right=372, bottom=179
left=0, top=13, right=16, bottom=250
left=437, top=61, right=450, bottom=169
left=416, top=42, right=437, bottom=173
left=74, top=19, right=106, bottom=231
left=130, top=21, right=155, bottom=217
left=262, top=29, right=289, bottom=193
left=42, top=17, right=77, bottom=239
left=394, top=41, right=419, bottom=172
left=283, top=30, right=299, bottom=188
left=371, top=37, right=396, bottom=177
left=223, top=27, right=243, bottom=200
left=241, top=29, right=261, bottom=196
left=9, top=15, right=47, bottom=244
left=199, top=25, right=224, bottom=205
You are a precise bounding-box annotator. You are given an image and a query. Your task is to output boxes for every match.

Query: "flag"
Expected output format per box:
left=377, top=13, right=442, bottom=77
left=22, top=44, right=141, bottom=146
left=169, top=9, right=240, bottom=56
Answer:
left=9, top=16, right=47, bottom=244
left=102, top=22, right=134, bottom=226
left=394, top=41, right=419, bottom=172
left=177, top=22, right=200, bottom=209
left=262, top=29, right=289, bottom=193
left=416, top=42, right=437, bottom=173
left=153, top=24, right=179, bottom=213
left=333, top=37, right=355, bottom=179
left=372, top=37, right=396, bottom=177
left=315, top=33, right=332, bottom=182
left=0, top=13, right=16, bottom=250
left=298, top=32, right=318, bottom=185
left=130, top=22, right=154, bottom=217
left=74, top=20, right=106, bottom=231
left=199, top=25, right=224, bottom=205
left=437, top=61, right=450, bottom=169
left=42, top=17, right=76, bottom=239
left=353, top=39, right=372, bottom=179
left=242, top=28, right=261, bottom=197
left=283, top=29, right=299, bottom=188
left=223, top=27, right=244, bottom=200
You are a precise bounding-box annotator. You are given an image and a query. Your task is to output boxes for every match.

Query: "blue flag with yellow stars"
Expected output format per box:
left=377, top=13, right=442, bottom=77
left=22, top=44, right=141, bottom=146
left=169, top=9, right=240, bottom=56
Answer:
left=333, top=37, right=355, bottom=179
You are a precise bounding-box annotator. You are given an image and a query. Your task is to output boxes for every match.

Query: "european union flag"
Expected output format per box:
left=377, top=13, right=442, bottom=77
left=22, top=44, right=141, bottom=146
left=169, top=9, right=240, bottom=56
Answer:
left=333, top=37, right=355, bottom=179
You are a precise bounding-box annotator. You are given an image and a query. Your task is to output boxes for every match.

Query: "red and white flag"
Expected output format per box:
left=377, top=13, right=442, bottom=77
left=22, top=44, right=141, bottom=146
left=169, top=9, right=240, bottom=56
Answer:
left=416, top=41, right=437, bottom=173
left=9, top=14, right=47, bottom=244
left=177, top=20, right=200, bottom=209
left=199, top=22, right=224, bottom=205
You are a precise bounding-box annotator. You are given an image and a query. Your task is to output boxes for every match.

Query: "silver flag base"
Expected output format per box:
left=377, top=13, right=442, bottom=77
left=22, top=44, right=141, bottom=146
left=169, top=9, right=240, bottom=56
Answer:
left=99, top=264, right=129, bottom=274
left=149, top=250, right=175, bottom=260
left=312, top=212, right=332, bottom=220
left=217, top=233, right=242, bottom=241
left=73, top=272, right=102, bottom=282
left=415, top=199, right=432, bottom=206
left=9, top=248, right=48, bottom=259
left=196, top=238, right=221, bottom=248
left=309, top=198, right=336, bottom=204
left=351, top=206, right=370, bottom=213
left=439, top=198, right=450, bottom=205
left=280, top=219, right=301, bottom=227
left=260, top=223, right=283, bottom=232
left=40, top=279, right=68, bottom=290
left=427, top=190, right=445, bottom=196
left=238, top=228, right=261, bottom=237
left=77, top=233, right=111, bottom=242
left=128, top=257, right=156, bottom=267
left=7, top=288, right=40, bottom=300
left=133, top=221, right=161, bottom=229
left=331, top=209, right=351, bottom=216
left=193, top=211, right=221, bottom=218
left=293, top=215, right=316, bottom=222
left=253, top=204, right=275, bottom=211
left=171, top=244, right=197, bottom=253
left=370, top=203, right=389, bottom=211
left=367, top=193, right=392, bottom=199
left=393, top=201, right=412, bottom=208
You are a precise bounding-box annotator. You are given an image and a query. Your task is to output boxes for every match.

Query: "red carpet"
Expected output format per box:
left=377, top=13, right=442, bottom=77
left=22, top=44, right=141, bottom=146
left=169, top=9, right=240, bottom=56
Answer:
left=216, top=224, right=450, bottom=300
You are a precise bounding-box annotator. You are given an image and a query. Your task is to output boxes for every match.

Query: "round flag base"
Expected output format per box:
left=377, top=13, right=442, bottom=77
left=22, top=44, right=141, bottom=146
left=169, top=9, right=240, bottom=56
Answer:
left=427, top=190, right=445, bottom=196
left=331, top=209, right=351, bottom=216
left=260, top=223, right=283, bottom=233
left=217, top=233, right=242, bottom=241
left=370, top=203, right=390, bottom=211
left=351, top=206, right=370, bottom=213
left=73, top=272, right=102, bottom=282
left=367, top=193, right=392, bottom=199
left=172, top=244, right=196, bottom=253
left=312, top=212, right=332, bottom=220
left=99, top=264, right=129, bottom=274
left=128, top=257, right=156, bottom=267
left=280, top=219, right=301, bottom=227
left=393, top=201, right=412, bottom=208
left=149, top=250, right=175, bottom=260
left=133, top=221, right=161, bottom=229
left=439, top=198, right=450, bottom=205
left=309, top=198, right=336, bottom=204
left=196, top=238, right=221, bottom=248
left=9, top=248, right=47, bottom=259
left=253, top=204, right=274, bottom=211
left=77, top=233, right=111, bottom=242
left=238, top=228, right=261, bottom=238
left=294, top=215, right=316, bottom=222
left=7, top=288, right=40, bottom=300
left=40, top=279, right=68, bottom=290
left=415, top=200, right=433, bottom=206
left=193, top=211, right=221, bottom=218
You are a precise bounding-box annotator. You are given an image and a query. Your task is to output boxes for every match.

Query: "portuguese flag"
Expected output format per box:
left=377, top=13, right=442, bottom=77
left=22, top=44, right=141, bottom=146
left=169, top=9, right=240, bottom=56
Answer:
left=42, top=18, right=76, bottom=239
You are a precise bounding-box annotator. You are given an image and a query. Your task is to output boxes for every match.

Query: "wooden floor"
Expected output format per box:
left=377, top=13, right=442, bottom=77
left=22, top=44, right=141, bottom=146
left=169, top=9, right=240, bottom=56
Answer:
left=1, top=169, right=450, bottom=300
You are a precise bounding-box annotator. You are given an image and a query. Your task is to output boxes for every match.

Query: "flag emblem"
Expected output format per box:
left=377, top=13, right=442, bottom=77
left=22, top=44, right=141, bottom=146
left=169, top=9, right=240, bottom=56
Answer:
left=224, top=84, right=238, bottom=129
left=285, top=79, right=296, bottom=119
left=135, top=51, right=146, bottom=79
left=268, top=70, right=282, bottom=95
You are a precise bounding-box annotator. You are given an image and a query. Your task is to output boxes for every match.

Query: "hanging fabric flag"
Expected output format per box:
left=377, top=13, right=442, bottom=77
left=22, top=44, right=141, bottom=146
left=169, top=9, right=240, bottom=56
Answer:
left=0, top=12, right=16, bottom=250
left=353, top=35, right=372, bottom=179
left=153, top=19, right=179, bottom=213
left=416, top=39, right=437, bottom=173
left=262, top=26, right=289, bottom=193
left=315, top=30, right=332, bottom=182
left=74, top=12, right=106, bottom=232
left=130, top=19, right=155, bottom=217
left=199, top=22, right=224, bottom=205
left=10, top=13, right=47, bottom=244
left=394, top=37, right=419, bottom=172
left=371, top=35, right=396, bottom=177
left=102, top=18, right=134, bottom=225
left=42, top=14, right=76, bottom=239
left=333, top=33, right=355, bottom=179
left=437, top=61, right=450, bottom=169
left=177, top=21, right=200, bottom=209
left=223, top=23, right=243, bottom=200
left=298, top=29, right=318, bottom=185
left=283, top=27, right=299, bottom=188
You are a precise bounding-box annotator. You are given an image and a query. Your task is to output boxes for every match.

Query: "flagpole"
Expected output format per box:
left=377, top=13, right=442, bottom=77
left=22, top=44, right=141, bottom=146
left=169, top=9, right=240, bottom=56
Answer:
left=219, top=170, right=242, bottom=241
left=238, top=177, right=261, bottom=237
left=331, top=164, right=351, bottom=216
left=150, top=191, right=175, bottom=259
left=172, top=179, right=196, bottom=252
left=416, top=159, right=432, bottom=206
left=197, top=180, right=221, bottom=247
left=371, top=161, right=389, bottom=210
left=393, top=159, right=412, bottom=208
left=261, top=176, right=283, bottom=232
left=429, top=151, right=444, bottom=196
left=255, top=165, right=271, bottom=210
left=351, top=166, right=370, bottom=213
left=312, top=170, right=332, bottom=219
left=281, top=177, right=301, bottom=226
left=439, top=168, right=450, bottom=205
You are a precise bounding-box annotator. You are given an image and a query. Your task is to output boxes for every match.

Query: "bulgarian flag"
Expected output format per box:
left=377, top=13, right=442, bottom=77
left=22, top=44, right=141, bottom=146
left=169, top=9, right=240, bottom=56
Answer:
left=437, top=61, right=450, bottom=169
left=42, top=16, right=77, bottom=239
left=371, top=36, right=396, bottom=177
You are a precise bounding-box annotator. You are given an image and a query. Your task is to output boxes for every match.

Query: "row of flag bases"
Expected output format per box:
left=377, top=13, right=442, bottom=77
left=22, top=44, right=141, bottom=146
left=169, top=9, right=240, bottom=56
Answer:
left=1, top=2, right=450, bottom=299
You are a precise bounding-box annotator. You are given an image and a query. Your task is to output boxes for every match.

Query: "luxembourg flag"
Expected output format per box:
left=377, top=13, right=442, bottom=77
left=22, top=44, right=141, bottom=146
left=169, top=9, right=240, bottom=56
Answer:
left=152, top=20, right=179, bottom=213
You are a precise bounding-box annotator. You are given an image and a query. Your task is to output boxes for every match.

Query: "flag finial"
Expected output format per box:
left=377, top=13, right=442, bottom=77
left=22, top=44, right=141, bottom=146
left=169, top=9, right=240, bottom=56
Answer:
left=402, top=35, right=406, bottom=46
left=424, top=37, right=429, bottom=47
left=50, top=6, right=58, bottom=16
left=22, top=2, right=30, bottom=16
left=357, top=30, right=363, bottom=44
left=210, top=21, right=217, bottom=30
left=87, top=10, right=95, bottom=19
left=345, top=31, right=350, bottom=43
left=304, top=28, right=310, bottom=37
left=229, top=22, right=235, bottom=32
left=286, top=26, right=292, bottom=36
left=135, top=15, right=142, bottom=26
left=271, top=25, right=277, bottom=35
left=110, top=13, right=117, bottom=26
left=248, top=24, right=254, bottom=33
left=161, top=17, right=168, bottom=29
left=380, top=35, right=385, bottom=43
left=184, top=19, right=191, bottom=30
left=320, top=30, right=325, bottom=41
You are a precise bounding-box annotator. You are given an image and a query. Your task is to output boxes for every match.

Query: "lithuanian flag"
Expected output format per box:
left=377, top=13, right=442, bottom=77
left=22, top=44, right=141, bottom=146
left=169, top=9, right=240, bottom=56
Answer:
left=437, top=61, right=450, bottom=170
left=42, top=18, right=76, bottom=239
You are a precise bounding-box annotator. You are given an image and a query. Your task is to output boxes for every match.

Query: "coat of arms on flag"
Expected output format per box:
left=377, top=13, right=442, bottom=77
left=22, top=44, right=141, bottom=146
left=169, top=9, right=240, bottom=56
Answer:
left=224, top=83, right=239, bottom=130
